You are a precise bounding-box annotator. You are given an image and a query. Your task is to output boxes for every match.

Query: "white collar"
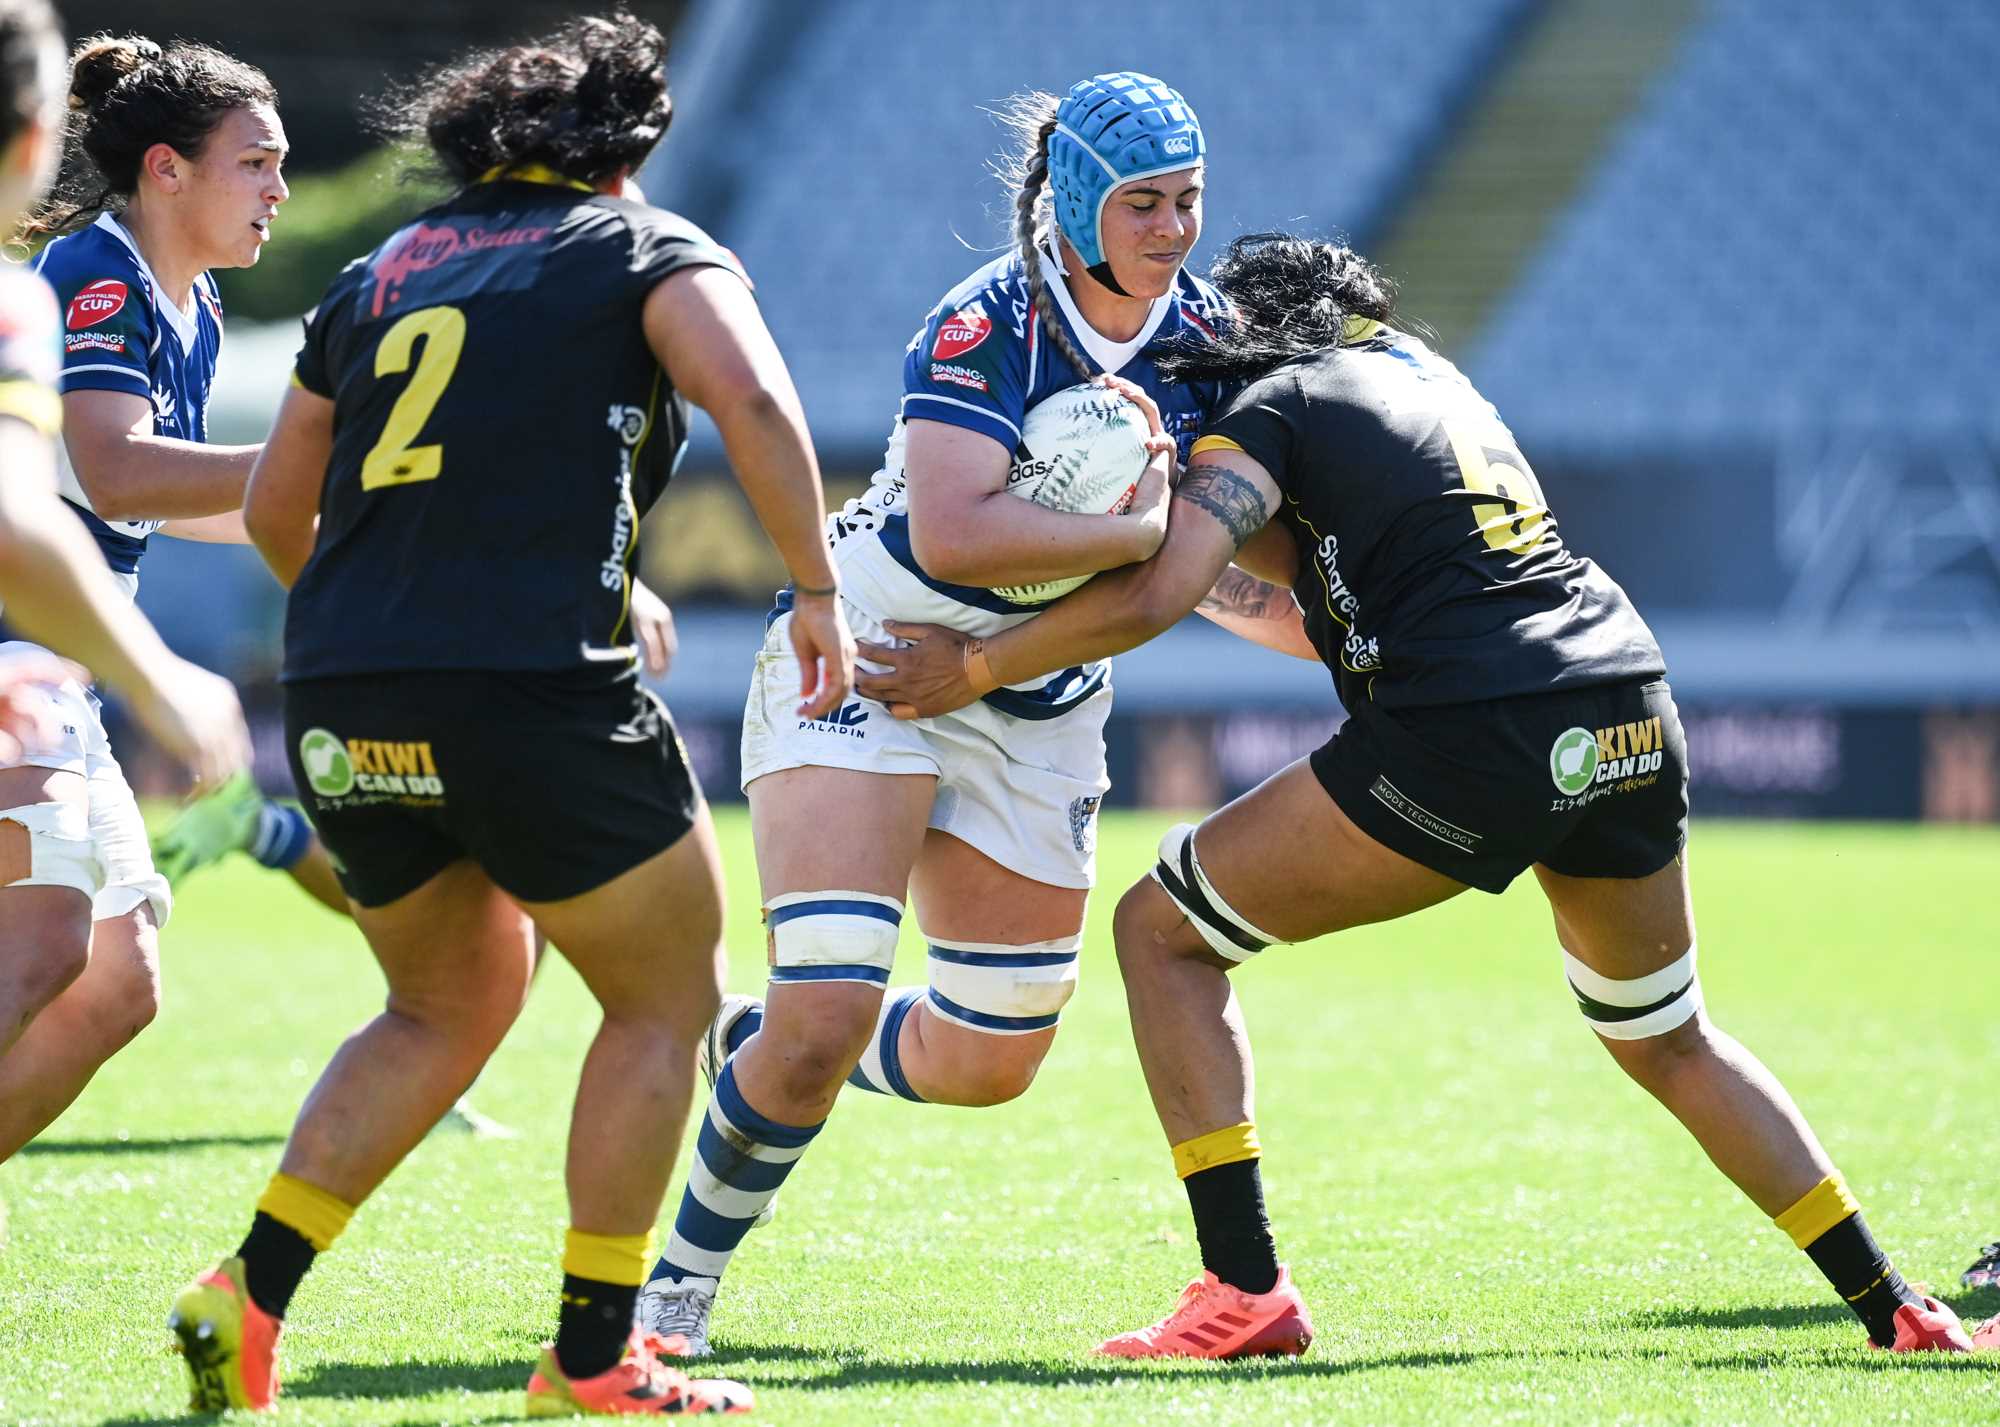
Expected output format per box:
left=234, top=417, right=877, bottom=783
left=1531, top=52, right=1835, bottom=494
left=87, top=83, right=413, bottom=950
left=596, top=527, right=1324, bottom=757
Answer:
left=1038, top=241, right=1174, bottom=375
left=95, top=212, right=202, bottom=355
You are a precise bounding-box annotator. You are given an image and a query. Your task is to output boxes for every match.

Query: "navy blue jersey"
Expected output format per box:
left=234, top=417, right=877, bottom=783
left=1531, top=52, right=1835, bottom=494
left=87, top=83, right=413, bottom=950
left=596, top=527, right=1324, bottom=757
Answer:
left=831, top=247, right=1228, bottom=719
left=284, top=177, right=748, bottom=680
left=36, top=213, right=222, bottom=590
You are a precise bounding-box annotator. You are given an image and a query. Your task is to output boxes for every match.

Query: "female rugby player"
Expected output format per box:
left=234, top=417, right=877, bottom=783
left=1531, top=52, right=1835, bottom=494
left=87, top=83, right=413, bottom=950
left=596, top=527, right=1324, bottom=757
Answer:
left=0, top=18, right=256, bottom=1168
left=637, top=72, right=1230, bottom=1355
left=858, top=234, right=1999, bottom=1357
left=171, top=14, right=849, bottom=1416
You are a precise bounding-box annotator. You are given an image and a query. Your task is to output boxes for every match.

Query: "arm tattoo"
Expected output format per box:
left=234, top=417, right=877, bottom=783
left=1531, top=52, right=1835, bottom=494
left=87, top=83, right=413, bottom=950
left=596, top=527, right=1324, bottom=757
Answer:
left=1198, top=566, right=1289, bottom=621
left=1177, top=465, right=1268, bottom=550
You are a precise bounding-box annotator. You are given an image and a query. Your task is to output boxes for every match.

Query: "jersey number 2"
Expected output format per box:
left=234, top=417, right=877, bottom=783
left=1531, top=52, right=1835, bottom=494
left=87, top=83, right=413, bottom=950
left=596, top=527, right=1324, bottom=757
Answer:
left=361, top=305, right=466, bottom=491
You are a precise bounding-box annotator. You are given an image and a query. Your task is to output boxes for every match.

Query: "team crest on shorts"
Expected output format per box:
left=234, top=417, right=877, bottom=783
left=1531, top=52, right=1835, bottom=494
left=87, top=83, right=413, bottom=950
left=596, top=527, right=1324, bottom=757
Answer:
left=1548, top=727, right=1600, bottom=796
left=1068, top=795, right=1101, bottom=854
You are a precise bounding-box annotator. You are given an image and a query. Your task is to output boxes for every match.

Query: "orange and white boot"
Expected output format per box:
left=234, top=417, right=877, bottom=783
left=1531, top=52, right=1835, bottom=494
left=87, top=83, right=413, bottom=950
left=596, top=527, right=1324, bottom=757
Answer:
left=526, top=1329, right=753, bottom=1416
left=1875, top=1296, right=1975, bottom=1352
left=1096, top=1266, right=1314, bottom=1359
left=168, top=1257, right=283, bottom=1411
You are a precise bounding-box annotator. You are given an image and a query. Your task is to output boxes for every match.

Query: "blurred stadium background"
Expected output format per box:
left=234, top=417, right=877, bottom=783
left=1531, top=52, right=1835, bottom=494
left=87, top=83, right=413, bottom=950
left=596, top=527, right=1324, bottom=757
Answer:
left=63, top=0, right=2000, bottom=823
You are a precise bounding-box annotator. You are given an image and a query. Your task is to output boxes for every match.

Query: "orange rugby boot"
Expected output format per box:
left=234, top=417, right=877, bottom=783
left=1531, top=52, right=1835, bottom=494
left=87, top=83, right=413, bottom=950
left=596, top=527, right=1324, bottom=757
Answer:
left=1874, top=1296, right=1975, bottom=1352
left=167, top=1256, right=282, bottom=1411
left=1097, top=1265, right=1315, bottom=1359
left=525, top=1329, right=753, bottom=1416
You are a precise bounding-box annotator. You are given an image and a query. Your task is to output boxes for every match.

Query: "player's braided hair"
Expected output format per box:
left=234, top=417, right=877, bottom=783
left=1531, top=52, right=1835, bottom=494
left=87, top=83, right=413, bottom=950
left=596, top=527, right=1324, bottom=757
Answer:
left=0, top=0, right=61, bottom=150
left=1158, top=233, right=1399, bottom=385
left=14, top=33, right=275, bottom=243
left=992, top=91, right=1097, bottom=379
left=375, top=12, right=670, bottom=190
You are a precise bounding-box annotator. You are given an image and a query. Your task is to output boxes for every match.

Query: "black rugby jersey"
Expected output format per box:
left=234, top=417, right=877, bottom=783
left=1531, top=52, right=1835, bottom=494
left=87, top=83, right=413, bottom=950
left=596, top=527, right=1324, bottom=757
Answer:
left=283, top=176, right=747, bottom=680
left=1202, top=325, right=1663, bottom=711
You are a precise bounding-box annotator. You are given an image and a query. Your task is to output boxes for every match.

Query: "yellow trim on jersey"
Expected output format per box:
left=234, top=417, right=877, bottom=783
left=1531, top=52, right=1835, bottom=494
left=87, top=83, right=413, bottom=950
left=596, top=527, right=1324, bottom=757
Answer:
left=1189, top=433, right=1247, bottom=459
left=0, top=379, right=62, bottom=437
left=1171, top=1121, right=1262, bottom=1180
left=256, top=1172, right=355, bottom=1253
left=1341, top=316, right=1384, bottom=344
left=477, top=163, right=594, bottom=193
left=562, top=1228, right=656, bottom=1287
left=1773, top=1175, right=1860, bottom=1249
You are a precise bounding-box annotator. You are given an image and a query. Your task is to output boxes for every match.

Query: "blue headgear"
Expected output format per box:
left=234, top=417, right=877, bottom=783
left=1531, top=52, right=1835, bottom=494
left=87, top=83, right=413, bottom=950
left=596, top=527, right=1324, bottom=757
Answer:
left=1046, top=72, right=1205, bottom=296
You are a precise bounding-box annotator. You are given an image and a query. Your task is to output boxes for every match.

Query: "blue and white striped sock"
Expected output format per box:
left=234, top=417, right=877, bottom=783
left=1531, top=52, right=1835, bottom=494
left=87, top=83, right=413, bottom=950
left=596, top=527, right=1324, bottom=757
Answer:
left=249, top=801, right=313, bottom=871
left=844, top=986, right=927, bottom=1102
left=651, top=1060, right=821, bottom=1285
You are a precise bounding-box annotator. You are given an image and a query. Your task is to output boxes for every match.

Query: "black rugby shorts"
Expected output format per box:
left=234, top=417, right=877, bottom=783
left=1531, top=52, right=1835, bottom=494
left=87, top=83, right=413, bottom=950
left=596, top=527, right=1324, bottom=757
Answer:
left=283, top=668, right=702, bottom=907
left=1310, top=677, right=1688, bottom=894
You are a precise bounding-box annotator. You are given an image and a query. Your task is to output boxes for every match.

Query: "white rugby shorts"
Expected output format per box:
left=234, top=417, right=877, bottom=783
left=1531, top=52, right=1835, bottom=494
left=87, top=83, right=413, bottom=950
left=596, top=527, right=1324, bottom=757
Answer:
left=0, top=640, right=172, bottom=924
left=739, top=604, right=1109, bottom=890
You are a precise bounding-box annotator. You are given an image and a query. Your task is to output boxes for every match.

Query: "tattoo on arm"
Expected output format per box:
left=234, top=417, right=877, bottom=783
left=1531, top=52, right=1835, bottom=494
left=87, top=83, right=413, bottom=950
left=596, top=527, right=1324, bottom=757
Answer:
left=1198, top=566, right=1290, bottom=621
left=1177, top=465, right=1268, bottom=550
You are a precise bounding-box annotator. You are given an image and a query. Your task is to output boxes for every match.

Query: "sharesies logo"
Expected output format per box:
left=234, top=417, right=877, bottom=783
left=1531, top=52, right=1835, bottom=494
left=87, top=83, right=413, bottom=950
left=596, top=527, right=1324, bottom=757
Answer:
left=931, top=305, right=991, bottom=360
left=66, top=279, right=128, bottom=330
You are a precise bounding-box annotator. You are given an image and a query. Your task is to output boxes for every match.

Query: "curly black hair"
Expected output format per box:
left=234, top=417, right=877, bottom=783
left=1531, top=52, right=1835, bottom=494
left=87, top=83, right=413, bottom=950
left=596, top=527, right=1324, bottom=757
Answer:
left=373, top=12, right=670, bottom=189
left=16, top=32, right=276, bottom=242
left=1158, top=232, right=1399, bottom=385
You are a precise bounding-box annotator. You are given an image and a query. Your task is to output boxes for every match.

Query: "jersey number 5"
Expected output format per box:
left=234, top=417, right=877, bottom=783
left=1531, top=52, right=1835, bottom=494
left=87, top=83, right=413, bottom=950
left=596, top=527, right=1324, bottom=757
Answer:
left=361, top=305, right=466, bottom=491
left=1443, top=418, right=1552, bottom=557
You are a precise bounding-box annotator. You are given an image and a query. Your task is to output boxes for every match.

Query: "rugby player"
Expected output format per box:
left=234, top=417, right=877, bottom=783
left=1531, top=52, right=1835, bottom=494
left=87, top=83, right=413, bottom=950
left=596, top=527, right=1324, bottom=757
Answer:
left=168, top=13, right=849, bottom=1415
left=637, top=72, right=1232, bottom=1356
left=857, top=233, right=2000, bottom=1356
left=0, top=21, right=259, bottom=1167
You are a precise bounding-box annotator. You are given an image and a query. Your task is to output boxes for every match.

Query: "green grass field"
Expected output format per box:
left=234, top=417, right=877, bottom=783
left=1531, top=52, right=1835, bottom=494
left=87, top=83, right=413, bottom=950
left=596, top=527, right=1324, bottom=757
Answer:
left=2, top=812, right=1995, bottom=1425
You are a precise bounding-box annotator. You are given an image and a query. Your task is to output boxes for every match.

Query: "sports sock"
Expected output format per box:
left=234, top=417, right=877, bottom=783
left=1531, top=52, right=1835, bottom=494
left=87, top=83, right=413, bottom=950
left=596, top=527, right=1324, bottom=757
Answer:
left=647, top=1059, right=822, bottom=1287
left=237, top=1172, right=354, bottom=1318
left=248, top=801, right=313, bottom=871
left=1776, top=1176, right=1923, bottom=1345
left=1174, top=1122, right=1279, bottom=1295
left=723, top=1003, right=762, bottom=1058
left=555, top=1229, right=653, bottom=1379
left=842, top=987, right=927, bottom=1101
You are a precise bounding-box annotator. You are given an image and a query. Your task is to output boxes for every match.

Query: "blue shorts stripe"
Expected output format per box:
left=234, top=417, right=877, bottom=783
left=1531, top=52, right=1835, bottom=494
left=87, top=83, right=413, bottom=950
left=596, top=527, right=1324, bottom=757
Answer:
left=925, top=987, right=1061, bottom=1034
left=693, top=1120, right=795, bottom=1194
left=768, top=964, right=892, bottom=986
left=670, top=1191, right=758, bottom=1255
left=713, top=1062, right=821, bottom=1150
left=766, top=899, right=902, bottom=928
left=928, top=945, right=1079, bottom=969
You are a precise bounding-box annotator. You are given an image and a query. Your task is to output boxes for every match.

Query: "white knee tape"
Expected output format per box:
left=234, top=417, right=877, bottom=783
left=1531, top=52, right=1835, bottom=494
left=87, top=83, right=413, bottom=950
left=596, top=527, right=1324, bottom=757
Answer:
left=764, top=891, right=902, bottom=988
left=1563, top=943, right=1702, bottom=1040
left=0, top=801, right=102, bottom=900
left=1149, top=822, right=1279, bottom=963
left=924, top=935, right=1081, bottom=1035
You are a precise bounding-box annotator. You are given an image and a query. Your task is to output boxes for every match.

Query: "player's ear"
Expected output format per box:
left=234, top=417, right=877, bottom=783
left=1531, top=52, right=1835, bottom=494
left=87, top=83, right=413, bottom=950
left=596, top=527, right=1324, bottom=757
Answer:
left=140, top=141, right=181, bottom=192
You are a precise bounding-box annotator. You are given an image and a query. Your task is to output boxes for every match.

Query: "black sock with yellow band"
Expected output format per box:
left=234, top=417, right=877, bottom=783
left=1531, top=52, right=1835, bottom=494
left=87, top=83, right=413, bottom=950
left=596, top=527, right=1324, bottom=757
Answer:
left=556, top=1229, right=654, bottom=1380
left=1775, top=1175, right=1923, bottom=1345
left=1173, top=1122, right=1280, bottom=1296
left=237, top=1172, right=356, bottom=1319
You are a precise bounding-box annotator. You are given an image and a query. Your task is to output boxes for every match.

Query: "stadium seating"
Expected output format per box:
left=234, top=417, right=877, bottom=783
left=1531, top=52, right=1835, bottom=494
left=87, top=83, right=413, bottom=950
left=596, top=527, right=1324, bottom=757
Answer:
left=1471, top=0, right=2000, bottom=447
left=652, top=0, right=1533, bottom=458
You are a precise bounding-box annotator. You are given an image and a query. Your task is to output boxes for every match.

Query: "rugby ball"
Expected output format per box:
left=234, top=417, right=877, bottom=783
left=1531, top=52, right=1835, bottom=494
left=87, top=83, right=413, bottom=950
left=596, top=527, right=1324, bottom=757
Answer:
left=992, top=383, right=1152, bottom=604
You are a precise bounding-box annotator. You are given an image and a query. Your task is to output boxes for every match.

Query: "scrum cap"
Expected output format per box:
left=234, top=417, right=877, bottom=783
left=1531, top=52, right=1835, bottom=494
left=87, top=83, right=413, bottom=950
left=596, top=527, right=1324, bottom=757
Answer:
left=1047, top=72, right=1204, bottom=293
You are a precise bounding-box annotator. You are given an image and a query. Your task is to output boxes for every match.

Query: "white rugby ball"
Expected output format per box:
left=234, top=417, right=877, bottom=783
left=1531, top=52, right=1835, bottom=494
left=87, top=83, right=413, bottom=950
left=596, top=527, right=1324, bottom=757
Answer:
left=992, top=383, right=1152, bottom=604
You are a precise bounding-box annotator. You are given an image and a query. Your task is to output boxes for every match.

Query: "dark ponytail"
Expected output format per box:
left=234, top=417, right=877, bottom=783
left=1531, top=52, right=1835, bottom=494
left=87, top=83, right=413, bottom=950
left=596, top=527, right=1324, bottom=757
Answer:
left=373, top=12, right=670, bottom=189
left=990, top=90, right=1097, bottom=379
left=1159, top=232, right=1399, bottom=385
left=16, top=33, right=276, bottom=242
left=0, top=0, right=61, bottom=150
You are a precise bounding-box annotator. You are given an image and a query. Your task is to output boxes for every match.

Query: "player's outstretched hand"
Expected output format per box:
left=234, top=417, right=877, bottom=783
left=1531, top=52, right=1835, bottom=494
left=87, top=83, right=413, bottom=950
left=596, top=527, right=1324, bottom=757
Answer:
left=0, top=649, right=81, bottom=764
left=855, top=620, right=984, bottom=720
left=789, top=588, right=856, bottom=720
left=126, top=656, right=252, bottom=789
left=629, top=579, right=678, bottom=678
